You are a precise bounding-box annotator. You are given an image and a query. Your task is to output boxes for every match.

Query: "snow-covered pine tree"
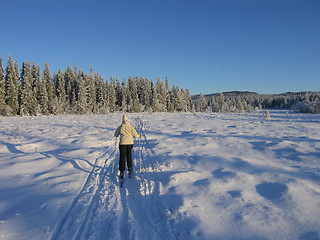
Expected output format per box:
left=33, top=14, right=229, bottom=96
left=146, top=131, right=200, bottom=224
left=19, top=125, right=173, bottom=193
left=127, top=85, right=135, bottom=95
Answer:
left=108, top=77, right=117, bottom=112
left=0, top=57, right=6, bottom=114
left=150, top=81, right=156, bottom=111
left=54, top=70, right=67, bottom=114
left=151, top=81, right=164, bottom=112
left=115, top=76, right=122, bottom=111
left=227, top=98, right=235, bottom=112
left=180, top=89, right=187, bottom=112
left=242, top=98, right=251, bottom=112
left=235, top=97, right=245, bottom=113
left=31, top=64, right=41, bottom=115
left=103, top=80, right=110, bottom=113
left=209, top=96, right=216, bottom=112
left=197, top=93, right=207, bottom=112
left=128, top=77, right=140, bottom=112
left=137, top=77, right=152, bottom=111
left=64, top=66, right=77, bottom=110
left=119, top=79, right=128, bottom=112
left=155, top=77, right=166, bottom=112
left=19, top=61, right=35, bottom=116
left=5, top=56, right=19, bottom=115
left=216, top=93, right=225, bottom=112
left=39, top=72, right=49, bottom=115
left=87, top=67, right=97, bottom=114
left=136, top=77, right=145, bottom=109
left=40, top=62, right=55, bottom=114
left=171, top=85, right=184, bottom=112
left=145, top=78, right=153, bottom=111
left=184, top=89, right=192, bottom=112
left=309, top=93, right=320, bottom=113
left=95, top=72, right=106, bottom=114
left=76, top=70, right=88, bottom=114
left=165, top=77, right=172, bottom=112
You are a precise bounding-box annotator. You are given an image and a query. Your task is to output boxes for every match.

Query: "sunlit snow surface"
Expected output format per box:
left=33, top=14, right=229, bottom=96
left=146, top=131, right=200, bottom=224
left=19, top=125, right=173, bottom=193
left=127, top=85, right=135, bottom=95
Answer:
left=0, top=111, right=319, bottom=240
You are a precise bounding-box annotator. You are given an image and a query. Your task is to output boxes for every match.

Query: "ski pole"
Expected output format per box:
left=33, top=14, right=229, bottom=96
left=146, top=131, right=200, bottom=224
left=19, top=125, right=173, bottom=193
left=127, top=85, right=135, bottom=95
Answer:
left=112, top=137, right=117, bottom=174
left=139, top=135, right=142, bottom=171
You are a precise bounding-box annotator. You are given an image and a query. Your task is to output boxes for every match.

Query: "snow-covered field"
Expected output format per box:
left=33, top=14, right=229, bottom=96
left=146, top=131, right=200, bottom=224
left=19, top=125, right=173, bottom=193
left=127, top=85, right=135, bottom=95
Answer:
left=0, top=111, right=319, bottom=240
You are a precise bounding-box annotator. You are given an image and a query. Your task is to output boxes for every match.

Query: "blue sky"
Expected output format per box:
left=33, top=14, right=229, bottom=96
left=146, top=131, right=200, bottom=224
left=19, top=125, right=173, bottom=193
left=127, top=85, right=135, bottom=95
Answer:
left=1, top=0, right=319, bottom=95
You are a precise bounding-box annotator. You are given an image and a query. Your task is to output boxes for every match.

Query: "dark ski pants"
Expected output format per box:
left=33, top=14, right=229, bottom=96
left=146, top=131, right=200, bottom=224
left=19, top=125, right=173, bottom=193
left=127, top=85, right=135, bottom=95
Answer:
left=119, top=144, right=133, bottom=172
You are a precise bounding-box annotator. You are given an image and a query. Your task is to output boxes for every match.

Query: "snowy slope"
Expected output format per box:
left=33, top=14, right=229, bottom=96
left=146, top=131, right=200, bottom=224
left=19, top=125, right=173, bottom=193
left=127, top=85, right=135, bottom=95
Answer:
left=0, top=111, right=319, bottom=240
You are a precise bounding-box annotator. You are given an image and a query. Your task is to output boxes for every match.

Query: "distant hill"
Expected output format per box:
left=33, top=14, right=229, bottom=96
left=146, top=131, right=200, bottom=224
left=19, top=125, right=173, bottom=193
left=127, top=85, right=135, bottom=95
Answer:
left=221, top=91, right=258, bottom=96
left=192, top=91, right=258, bottom=98
left=192, top=91, right=313, bottom=98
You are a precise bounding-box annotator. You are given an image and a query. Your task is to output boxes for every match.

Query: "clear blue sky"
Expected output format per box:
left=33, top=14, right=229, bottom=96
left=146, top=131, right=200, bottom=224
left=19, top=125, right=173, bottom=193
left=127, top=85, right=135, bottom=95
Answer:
left=1, top=0, right=319, bottom=95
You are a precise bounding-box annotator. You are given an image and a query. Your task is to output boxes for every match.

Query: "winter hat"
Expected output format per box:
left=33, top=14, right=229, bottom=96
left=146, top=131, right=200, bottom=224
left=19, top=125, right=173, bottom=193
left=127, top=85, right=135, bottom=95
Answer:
left=122, top=115, right=129, bottom=123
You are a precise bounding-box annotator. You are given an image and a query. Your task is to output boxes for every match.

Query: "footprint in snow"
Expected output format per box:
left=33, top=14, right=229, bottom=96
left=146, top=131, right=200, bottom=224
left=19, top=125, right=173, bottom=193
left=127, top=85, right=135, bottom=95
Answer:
left=192, top=178, right=210, bottom=188
left=212, top=168, right=236, bottom=181
left=255, top=182, right=288, bottom=202
left=227, top=190, right=242, bottom=198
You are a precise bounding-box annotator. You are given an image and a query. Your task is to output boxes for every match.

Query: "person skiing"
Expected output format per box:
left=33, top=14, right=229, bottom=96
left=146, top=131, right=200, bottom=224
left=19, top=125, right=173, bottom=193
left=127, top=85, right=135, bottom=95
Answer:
left=114, top=115, right=140, bottom=179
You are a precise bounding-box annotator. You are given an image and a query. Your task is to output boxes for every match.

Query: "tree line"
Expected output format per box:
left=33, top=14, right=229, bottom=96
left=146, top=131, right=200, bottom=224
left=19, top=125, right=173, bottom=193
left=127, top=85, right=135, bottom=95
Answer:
left=193, top=91, right=320, bottom=114
left=1, top=56, right=319, bottom=116
left=0, top=56, right=192, bottom=116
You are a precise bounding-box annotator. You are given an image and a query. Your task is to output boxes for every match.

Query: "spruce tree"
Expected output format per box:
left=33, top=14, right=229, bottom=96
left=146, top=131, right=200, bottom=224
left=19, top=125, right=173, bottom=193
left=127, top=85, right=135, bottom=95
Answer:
left=137, top=77, right=145, bottom=107
left=155, top=77, right=166, bottom=111
left=19, top=61, right=34, bottom=115
left=76, top=71, right=88, bottom=114
left=141, top=77, right=152, bottom=111
left=128, top=77, right=140, bottom=112
left=115, top=76, right=122, bottom=111
left=87, top=70, right=97, bottom=113
left=217, top=93, right=226, bottom=112
left=0, top=57, right=6, bottom=112
left=64, top=66, right=76, bottom=108
left=184, top=89, right=192, bottom=112
left=103, top=80, right=110, bottom=113
left=95, top=72, right=106, bottom=114
left=5, top=56, right=20, bottom=115
left=31, top=64, right=41, bottom=115
left=108, top=77, right=117, bottom=112
left=165, top=77, right=172, bottom=112
left=41, top=62, right=54, bottom=114
left=54, top=70, right=67, bottom=114
left=40, top=72, right=49, bottom=115
left=120, top=79, right=128, bottom=112
left=197, top=93, right=207, bottom=112
left=151, top=82, right=159, bottom=112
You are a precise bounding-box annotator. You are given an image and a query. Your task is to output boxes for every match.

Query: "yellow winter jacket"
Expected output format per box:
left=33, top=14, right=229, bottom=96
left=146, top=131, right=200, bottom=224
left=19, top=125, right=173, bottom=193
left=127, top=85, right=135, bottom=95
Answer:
left=115, top=122, right=140, bottom=145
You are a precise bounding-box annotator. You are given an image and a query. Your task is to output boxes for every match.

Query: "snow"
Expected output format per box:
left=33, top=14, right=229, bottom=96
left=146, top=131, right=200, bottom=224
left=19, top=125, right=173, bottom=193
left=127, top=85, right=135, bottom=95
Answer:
left=0, top=111, right=319, bottom=240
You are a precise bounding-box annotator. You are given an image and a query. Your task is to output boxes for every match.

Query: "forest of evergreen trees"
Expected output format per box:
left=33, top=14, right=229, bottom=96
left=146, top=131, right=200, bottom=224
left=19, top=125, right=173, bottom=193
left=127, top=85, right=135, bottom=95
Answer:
left=193, top=91, right=320, bottom=114
left=0, top=56, right=319, bottom=116
left=0, top=56, right=192, bottom=116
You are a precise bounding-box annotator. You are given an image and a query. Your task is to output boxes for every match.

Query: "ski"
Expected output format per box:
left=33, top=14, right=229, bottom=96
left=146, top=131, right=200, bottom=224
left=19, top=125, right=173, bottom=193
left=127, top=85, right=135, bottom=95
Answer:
left=119, top=170, right=133, bottom=187
left=119, top=177, right=124, bottom=188
left=119, top=175, right=124, bottom=188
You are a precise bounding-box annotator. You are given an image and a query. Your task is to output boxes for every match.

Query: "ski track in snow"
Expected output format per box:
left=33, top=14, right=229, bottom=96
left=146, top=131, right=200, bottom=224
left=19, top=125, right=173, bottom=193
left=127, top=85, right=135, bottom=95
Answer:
left=49, top=117, right=178, bottom=240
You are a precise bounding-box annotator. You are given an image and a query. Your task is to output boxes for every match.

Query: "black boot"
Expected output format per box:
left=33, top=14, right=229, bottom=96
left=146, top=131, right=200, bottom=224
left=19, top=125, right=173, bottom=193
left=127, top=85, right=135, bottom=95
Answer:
left=120, top=171, right=124, bottom=179
left=128, top=168, right=133, bottom=178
